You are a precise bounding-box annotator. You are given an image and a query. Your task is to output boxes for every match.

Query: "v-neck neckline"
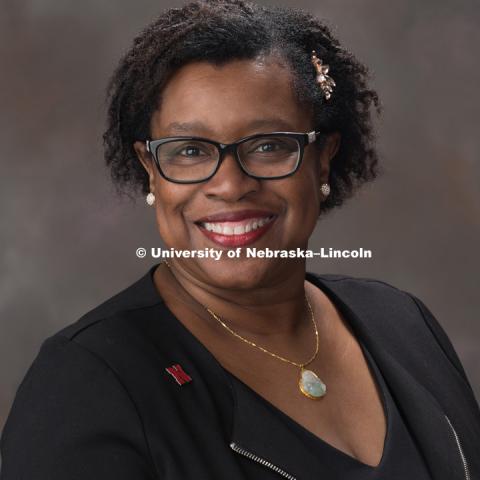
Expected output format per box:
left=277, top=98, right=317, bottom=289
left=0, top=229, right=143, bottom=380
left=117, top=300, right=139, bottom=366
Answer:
left=221, top=310, right=392, bottom=471
left=149, top=263, right=391, bottom=470
left=144, top=263, right=468, bottom=480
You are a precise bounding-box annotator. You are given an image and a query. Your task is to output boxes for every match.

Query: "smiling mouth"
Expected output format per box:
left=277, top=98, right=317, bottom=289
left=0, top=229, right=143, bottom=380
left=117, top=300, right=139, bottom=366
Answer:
left=195, top=214, right=277, bottom=247
left=198, top=215, right=276, bottom=235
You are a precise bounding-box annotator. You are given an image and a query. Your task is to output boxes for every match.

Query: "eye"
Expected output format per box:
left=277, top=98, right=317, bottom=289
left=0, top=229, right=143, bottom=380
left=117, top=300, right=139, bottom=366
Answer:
left=164, top=140, right=215, bottom=160
left=158, top=140, right=217, bottom=167
left=246, top=138, right=296, bottom=156
left=253, top=141, right=281, bottom=153
left=177, top=145, right=207, bottom=157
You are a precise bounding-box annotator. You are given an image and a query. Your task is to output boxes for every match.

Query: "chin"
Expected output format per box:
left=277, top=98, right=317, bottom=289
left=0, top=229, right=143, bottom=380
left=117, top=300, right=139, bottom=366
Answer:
left=199, top=258, right=280, bottom=291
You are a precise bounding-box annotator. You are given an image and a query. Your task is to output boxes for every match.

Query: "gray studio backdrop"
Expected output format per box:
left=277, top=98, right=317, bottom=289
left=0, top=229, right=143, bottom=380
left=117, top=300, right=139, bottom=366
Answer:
left=1, top=0, right=479, bottom=433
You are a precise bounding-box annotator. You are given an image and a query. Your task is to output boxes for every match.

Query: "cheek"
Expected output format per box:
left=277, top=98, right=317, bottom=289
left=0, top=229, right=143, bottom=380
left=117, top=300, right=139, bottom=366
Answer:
left=288, top=183, right=319, bottom=225
left=286, top=162, right=321, bottom=219
left=276, top=170, right=321, bottom=246
left=152, top=178, right=196, bottom=246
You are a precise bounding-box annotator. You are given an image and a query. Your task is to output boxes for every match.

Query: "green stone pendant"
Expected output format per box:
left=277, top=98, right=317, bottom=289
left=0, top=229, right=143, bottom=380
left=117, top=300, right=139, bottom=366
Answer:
left=299, top=368, right=327, bottom=399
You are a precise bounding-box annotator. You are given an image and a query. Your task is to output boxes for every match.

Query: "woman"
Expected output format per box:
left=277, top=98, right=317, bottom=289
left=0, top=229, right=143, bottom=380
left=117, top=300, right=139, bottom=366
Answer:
left=1, top=0, right=479, bottom=479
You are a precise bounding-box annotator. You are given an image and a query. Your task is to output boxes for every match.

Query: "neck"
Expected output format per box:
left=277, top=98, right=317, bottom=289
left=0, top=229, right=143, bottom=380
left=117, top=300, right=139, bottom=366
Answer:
left=155, top=260, right=318, bottom=338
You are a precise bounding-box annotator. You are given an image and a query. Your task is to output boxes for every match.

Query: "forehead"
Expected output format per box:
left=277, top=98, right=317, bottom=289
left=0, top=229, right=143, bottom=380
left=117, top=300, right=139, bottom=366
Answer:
left=150, top=58, right=312, bottom=138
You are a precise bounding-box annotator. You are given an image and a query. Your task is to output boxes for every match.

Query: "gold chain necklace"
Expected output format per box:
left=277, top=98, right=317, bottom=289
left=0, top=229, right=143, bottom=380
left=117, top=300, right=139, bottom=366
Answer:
left=205, top=297, right=327, bottom=399
left=163, top=260, right=327, bottom=399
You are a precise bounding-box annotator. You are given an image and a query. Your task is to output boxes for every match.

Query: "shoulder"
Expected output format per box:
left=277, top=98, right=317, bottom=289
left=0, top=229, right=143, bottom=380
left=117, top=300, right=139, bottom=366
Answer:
left=309, top=271, right=441, bottom=315
left=0, top=332, right=159, bottom=478
left=308, top=271, right=423, bottom=316
left=309, top=271, right=413, bottom=297
left=9, top=265, right=166, bottom=406
left=307, top=271, right=474, bottom=392
left=16, top=265, right=171, bottom=408
left=0, top=267, right=168, bottom=476
left=55, top=265, right=164, bottom=342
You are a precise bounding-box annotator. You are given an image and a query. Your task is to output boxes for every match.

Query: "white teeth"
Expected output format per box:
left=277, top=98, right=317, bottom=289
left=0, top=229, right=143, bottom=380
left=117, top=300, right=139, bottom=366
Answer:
left=201, top=215, right=274, bottom=236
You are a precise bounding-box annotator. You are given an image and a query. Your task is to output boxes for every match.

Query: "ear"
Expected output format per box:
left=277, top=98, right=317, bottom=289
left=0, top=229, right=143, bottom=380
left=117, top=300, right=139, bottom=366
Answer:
left=133, top=140, right=156, bottom=193
left=318, top=132, right=341, bottom=184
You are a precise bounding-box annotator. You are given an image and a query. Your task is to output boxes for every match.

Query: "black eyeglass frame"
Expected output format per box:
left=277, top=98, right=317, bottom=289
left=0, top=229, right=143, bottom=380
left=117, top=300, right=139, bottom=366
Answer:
left=145, top=130, right=322, bottom=184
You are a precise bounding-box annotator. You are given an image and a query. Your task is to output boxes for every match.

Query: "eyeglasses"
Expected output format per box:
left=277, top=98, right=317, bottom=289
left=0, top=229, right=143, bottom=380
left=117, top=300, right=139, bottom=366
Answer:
left=145, top=130, right=322, bottom=184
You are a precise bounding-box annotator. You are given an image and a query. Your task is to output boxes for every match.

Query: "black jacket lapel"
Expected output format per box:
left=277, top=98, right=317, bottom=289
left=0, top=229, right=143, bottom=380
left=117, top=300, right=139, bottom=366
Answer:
left=230, top=374, right=338, bottom=479
left=312, top=274, right=470, bottom=480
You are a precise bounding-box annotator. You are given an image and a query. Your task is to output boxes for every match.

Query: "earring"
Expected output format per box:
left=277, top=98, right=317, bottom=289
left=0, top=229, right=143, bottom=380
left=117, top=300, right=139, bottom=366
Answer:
left=146, top=192, right=155, bottom=206
left=320, top=183, right=330, bottom=197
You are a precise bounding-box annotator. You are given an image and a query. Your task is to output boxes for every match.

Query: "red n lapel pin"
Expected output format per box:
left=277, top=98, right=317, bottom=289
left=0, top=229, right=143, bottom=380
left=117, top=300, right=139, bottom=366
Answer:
left=165, top=364, right=193, bottom=385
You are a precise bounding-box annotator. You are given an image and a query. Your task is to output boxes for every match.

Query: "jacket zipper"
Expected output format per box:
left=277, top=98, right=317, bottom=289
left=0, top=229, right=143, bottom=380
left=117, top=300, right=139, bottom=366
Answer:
left=232, top=415, right=471, bottom=480
left=230, top=442, right=296, bottom=480
left=444, top=414, right=471, bottom=480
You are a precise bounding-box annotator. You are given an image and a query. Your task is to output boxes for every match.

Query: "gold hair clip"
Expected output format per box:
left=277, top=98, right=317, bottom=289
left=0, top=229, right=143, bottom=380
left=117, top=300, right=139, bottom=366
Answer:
left=311, top=50, right=335, bottom=100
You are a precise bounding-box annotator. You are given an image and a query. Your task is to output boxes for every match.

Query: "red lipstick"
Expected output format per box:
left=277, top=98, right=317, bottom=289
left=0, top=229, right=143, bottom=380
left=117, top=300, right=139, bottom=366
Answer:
left=195, top=210, right=277, bottom=247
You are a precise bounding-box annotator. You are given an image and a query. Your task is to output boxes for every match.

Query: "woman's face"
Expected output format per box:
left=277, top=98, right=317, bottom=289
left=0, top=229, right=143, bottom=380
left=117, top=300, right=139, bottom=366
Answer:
left=134, top=56, right=340, bottom=290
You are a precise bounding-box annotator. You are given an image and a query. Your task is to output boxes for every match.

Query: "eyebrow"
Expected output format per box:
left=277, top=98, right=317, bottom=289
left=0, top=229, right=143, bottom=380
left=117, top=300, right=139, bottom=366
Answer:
left=164, top=118, right=297, bottom=135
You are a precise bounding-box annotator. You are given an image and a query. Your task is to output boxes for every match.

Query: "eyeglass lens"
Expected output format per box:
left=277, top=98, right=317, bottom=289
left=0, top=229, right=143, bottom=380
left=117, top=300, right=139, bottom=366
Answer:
left=155, top=136, right=300, bottom=181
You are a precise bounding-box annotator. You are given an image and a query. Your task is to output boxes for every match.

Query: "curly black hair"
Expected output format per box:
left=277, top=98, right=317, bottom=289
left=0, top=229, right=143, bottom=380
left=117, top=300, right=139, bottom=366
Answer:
left=103, top=0, right=382, bottom=212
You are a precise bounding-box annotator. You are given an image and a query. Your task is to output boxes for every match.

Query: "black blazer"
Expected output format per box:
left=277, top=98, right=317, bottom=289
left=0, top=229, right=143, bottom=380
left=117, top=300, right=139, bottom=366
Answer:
left=1, top=266, right=479, bottom=480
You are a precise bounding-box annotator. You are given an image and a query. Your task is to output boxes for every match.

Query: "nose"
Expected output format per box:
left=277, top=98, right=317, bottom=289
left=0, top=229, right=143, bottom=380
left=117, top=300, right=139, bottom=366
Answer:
left=203, top=150, right=260, bottom=202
